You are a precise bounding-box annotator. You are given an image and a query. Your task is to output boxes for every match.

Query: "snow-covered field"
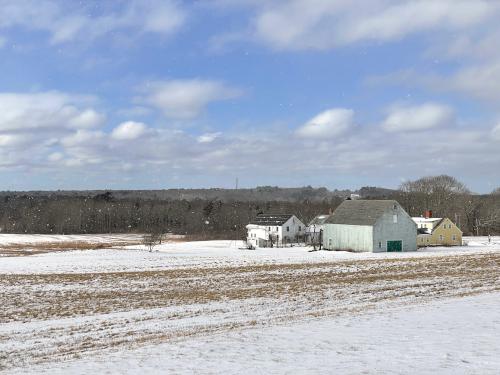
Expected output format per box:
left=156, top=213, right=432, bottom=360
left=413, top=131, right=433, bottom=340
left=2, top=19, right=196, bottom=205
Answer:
left=1, top=235, right=499, bottom=274
left=1, top=235, right=499, bottom=373
left=13, top=292, right=500, bottom=375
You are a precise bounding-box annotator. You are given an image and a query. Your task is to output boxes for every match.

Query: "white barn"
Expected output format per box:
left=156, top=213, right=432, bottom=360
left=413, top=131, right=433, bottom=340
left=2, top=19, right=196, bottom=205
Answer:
left=322, top=200, right=417, bottom=252
left=246, top=214, right=305, bottom=248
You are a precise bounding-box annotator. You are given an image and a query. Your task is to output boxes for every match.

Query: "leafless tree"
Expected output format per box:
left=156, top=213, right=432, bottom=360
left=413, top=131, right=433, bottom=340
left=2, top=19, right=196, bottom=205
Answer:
left=142, top=232, right=162, bottom=252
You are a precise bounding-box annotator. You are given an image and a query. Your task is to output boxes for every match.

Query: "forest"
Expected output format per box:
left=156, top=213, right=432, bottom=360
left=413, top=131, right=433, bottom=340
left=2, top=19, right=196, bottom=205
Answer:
left=0, top=175, right=498, bottom=237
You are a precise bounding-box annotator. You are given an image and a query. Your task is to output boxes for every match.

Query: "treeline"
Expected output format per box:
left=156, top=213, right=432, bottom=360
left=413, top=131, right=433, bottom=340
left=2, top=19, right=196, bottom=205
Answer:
left=0, top=185, right=357, bottom=203
left=0, top=191, right=343, bottom=239
left=0, top=176, right=498, bottom=237
left=395, top=175, right=500, bottom=236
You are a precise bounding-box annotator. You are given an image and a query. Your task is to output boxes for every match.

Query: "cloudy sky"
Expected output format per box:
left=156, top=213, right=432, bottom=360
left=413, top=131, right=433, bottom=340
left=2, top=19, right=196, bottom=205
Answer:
left=0, top=0, right=499, bottom=192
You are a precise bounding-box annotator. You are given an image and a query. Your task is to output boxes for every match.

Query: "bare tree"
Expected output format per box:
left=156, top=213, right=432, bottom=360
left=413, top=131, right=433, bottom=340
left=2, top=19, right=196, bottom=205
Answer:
left=142, top=232, right=162, bottom=252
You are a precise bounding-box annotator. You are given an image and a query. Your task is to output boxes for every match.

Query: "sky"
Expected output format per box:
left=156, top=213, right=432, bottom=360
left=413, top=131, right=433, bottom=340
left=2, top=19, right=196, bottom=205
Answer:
left=0, top=0, right=499, bottom=193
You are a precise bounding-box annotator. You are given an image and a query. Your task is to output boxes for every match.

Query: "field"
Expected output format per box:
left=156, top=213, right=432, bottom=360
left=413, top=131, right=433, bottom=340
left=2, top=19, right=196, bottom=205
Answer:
left=1, top=235, right=499, bottom=374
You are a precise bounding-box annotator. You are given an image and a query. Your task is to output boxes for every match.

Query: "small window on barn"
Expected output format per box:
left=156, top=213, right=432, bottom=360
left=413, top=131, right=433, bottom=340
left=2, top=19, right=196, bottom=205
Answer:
left=378, top=242, right=382, bottom=248
left=299, top=226, right=302, bottom=231
left=393, top=214, right=398, bottom=223
left=287, top=226, right=290, bottom=232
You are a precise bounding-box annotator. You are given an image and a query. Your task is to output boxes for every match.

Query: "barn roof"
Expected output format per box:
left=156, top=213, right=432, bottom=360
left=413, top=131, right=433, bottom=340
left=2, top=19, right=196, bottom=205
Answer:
left=250, top=214, right=294, bottom=226
left=308, top=214, right=330, bottom=226
left=326, top=200, right=399, bottom=226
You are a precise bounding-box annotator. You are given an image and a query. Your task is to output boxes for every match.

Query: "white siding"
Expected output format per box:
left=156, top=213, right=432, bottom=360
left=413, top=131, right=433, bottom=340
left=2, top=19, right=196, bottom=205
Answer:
left=323, top=224, right=373, bottom=252
left=246, top=215, right=305, bottom=248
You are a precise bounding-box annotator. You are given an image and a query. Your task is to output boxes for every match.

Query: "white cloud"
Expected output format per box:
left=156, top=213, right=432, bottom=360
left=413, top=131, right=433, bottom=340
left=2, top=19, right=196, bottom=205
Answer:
left=0, top=92, right=104, bottom=132
left=61, top=129, right=105, bottom=148
left=111, top=121, right=148, bottom=141
left=296, top=108, right=354, bottom=138
left=0, top=0, right=186, bottom=45
left=47, top=152, right=64, bottom=162
left=67, top=109, right=106, bottom=129
left=248, top=0, right=498, bottom=50
left=142, top=79, right=242, bottom=119
left=0, top=134, right=30, bottom=147
left=382, top=103, right=454, bottom=132
left=197, top=132, right=221, bottom=143
left=492, top=123, right=500, bottom=141
left=448, top=62, right=500, bottom=102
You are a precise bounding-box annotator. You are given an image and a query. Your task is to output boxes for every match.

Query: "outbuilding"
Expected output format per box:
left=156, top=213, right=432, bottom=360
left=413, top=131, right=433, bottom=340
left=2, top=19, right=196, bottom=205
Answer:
left=322, top=200, right=417, bottom=252
left=305, top=214, right=329, bottom=245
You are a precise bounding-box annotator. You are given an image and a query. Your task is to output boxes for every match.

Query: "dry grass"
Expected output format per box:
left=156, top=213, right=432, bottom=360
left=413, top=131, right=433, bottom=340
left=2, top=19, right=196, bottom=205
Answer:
left=0, top=240, right=141, bottom=257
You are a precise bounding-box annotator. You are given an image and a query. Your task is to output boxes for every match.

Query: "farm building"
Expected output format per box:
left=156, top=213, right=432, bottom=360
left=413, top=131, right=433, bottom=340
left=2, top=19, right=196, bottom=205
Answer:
left=246, top=214, right=305, bottom=248
left=413, top=212, right=462, bottom=246
left=305, top=214, right=329, bottom=245
left=322, top=200, right=417, bottom=252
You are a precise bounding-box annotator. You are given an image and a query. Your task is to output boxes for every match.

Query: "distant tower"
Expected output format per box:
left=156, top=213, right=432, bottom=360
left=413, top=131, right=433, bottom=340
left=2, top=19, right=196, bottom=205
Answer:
left=235, top=177, right=239, bottom=190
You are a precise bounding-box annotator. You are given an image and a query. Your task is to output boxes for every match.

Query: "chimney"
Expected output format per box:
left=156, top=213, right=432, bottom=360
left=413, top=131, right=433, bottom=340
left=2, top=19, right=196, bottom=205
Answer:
left=424, top=210, right=433, bottom=219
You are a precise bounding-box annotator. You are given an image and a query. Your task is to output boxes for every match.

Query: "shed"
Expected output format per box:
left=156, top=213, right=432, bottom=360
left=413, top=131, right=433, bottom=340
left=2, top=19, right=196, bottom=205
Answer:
left=322, top=200, right=417, bottom=252
left=305, top=214, right=329, bottom=244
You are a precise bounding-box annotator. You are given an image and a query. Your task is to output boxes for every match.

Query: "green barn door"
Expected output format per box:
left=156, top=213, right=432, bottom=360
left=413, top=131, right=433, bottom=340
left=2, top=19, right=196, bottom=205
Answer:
left=387, top=240, right=402, bottom=252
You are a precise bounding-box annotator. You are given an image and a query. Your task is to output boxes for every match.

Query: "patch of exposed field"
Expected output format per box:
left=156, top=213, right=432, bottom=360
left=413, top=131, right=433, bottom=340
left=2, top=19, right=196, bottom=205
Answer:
left=1, top=251, right=499, bottom=372
left=0, top=234, right=185, bottom=257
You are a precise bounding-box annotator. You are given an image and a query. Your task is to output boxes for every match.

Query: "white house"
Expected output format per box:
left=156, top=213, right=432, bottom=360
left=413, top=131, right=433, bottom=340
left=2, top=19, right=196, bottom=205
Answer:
left=246, top=214, right=305, bottom=248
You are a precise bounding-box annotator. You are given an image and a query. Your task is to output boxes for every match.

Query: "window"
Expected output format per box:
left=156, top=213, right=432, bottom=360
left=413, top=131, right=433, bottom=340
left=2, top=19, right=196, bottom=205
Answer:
left=276, top=226, right=279, bottom=231
left=393, top=214, right=398, bottom=223
left=286, top=226, right=290, bottom=232
left=452, top=234, right=456, bottom=241
left=393, top=204, right=397, bottom=210
left=440, top=235, right=444, bottom=241
left=379, top=242, right=382, bottom=248
left=298, top=226, right=302, bottom=231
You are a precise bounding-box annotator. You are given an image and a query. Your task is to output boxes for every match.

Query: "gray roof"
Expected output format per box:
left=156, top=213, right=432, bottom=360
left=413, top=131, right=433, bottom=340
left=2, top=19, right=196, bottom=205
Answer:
left=326, top=200, right=399, bottom=226
left=308, top=214, right=330, bottom=226
left=250, top=214, right=294, bottom=226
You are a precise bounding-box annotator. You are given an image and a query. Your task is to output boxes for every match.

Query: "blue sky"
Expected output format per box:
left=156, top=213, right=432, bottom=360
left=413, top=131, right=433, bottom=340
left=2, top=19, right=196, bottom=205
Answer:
left=0, top=0, right=499, bottom=193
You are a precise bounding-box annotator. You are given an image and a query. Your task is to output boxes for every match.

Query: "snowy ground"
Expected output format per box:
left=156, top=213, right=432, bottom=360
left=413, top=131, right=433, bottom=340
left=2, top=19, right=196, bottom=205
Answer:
left=12, top=292, right=500, bottom=375
left=1, top=235, right=499, bottom=373
left=1, top=236, right=499, bottom=274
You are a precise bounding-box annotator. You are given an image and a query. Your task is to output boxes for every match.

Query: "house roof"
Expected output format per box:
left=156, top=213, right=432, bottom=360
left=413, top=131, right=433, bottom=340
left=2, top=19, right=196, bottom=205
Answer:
left=325, top=200, right=399, bottom=226
left=412, top=217, right=443, bottom=223
left=308, top=214, right=330, bottom=226
left=417, top=228, right=432, bottom=235
left=250, top=214, right=294, bottom=226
